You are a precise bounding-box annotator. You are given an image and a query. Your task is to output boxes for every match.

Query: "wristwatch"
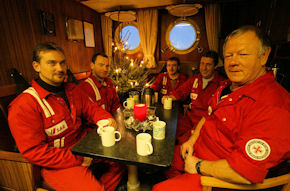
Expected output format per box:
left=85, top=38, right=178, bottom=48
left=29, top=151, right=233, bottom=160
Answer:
left=195, top=160, right=202, bottom=175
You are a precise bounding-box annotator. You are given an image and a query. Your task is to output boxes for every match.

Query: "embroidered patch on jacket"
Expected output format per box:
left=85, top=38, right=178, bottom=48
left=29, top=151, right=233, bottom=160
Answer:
left=45, top=120, right=68, bottom=136
left=161, top=88, right=167, bottom=94
left=190, top=93, right=198, bottom=100
left=245, top=139, right=271, bottom=161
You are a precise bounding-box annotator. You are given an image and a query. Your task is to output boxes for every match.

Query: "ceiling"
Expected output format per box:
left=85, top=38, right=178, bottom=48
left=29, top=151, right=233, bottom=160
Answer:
left=78, top=0, right=246, bottom=13
left=79, top=0, right=180, bottom=13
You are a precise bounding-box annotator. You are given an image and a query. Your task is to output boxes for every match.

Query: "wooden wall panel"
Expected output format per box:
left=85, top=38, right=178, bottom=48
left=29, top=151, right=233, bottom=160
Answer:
left=0, top=0, right=103, bottom=87
left=159, top=9, right=209, bottom=77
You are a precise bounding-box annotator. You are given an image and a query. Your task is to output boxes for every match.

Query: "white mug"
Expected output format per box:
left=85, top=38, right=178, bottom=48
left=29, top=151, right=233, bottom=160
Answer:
left=97, top=119, right=110, bottom=134
left=99, top=126, right=121, bottom=147
left=123, top=97, right=135, bottom=109
left=136, top=133, right=153, bottom=156
left=164, top=97, right=172, bottom=110
left=153, top=121, right=166, bottom=140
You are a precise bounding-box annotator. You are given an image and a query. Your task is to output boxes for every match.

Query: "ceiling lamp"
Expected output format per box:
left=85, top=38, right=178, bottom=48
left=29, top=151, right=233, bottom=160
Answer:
left=105, top=11, right=136, bottom=22
left=166, top=4, right=202, bottom=17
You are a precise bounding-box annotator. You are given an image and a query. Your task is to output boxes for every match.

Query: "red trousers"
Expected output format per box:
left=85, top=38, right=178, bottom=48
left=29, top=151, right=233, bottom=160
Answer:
left=42, top=161, right=124, bottom=191
left=153, top=146, right=202, bottom=191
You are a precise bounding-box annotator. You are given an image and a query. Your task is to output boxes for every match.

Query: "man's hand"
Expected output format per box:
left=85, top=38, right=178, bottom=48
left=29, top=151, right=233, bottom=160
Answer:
left=107, top=118, right=118, bottom=130
left=184, top=155, right=199, bottom=174
left=180, top=140, right=194, bottom=159
left=81, top=157, right=93, bottom=167
left=161, top=95, right=176, bottom=104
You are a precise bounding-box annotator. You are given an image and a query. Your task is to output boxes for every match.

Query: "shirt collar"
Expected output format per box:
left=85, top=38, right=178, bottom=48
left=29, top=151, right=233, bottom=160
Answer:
left=32, top=80, right=74, bottom=99
left=90, top=74, right=108, bottom=88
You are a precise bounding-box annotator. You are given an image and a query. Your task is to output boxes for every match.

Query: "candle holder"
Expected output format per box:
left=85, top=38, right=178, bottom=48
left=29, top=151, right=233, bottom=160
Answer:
left=134, top=103, right=147, bottom=122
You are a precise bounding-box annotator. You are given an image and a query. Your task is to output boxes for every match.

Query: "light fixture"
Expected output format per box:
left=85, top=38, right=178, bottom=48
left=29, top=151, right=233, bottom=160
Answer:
left=105, top=10, right=136, bottom=22
left=166, top=4, right=202, bottom=17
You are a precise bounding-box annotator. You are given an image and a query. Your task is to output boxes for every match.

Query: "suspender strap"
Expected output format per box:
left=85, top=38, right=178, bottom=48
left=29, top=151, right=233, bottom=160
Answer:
left=85, top=78, right=105, bottom=109
left=23, top=87, right=55, bottom=118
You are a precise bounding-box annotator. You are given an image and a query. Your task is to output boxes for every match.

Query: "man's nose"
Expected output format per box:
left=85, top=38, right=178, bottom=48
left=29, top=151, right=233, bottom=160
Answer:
left=55, top=63, right=66, bottom=71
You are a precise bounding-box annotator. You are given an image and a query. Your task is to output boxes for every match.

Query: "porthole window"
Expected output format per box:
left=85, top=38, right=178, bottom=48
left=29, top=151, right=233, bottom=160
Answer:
left=114, top=22, right=141, bottom=54
left=166, top=18, right=200, bottom=54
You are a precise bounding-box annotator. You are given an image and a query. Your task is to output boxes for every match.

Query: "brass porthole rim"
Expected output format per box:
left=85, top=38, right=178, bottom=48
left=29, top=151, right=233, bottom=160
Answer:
left=165, top=18, right=200, bottom=54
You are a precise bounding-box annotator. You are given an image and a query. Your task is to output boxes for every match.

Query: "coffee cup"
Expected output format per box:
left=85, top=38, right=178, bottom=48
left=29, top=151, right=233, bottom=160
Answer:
left=123, top=97, right=134, bottom=109
left=153, top=121, right=166, bottom=140
left=97, top=119, right=110, bottom=134
left=163, top=97, right=172, bottom=110
left=99, top=126, right=121, bottom=147
left=136, top=133, right=153, bottom=156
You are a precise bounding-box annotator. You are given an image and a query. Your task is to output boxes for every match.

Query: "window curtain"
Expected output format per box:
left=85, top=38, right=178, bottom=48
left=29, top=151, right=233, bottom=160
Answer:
left=204, top=4, right=223, bottom=66
left=101, top=15, right=113, bottom=59
left=137, top=8, right=158, bottom=68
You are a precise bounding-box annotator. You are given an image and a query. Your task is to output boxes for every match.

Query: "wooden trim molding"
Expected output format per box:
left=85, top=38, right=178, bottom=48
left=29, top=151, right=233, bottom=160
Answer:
left=0, top=84, right=17, bottom=97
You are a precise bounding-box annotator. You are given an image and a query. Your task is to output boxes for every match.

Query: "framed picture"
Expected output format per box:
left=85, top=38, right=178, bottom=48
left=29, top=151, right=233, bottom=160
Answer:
left=83, top=21, right=95, bottom=47
left=65, top=17, right=84, bottom=41
left=39, top=10, right=56, bottom=36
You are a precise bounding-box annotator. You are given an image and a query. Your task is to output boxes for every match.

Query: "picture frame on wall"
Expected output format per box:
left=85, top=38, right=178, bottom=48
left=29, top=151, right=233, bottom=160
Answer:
left=65, top=17, right=84, bottom=41
left=83, top=21, right=95, bottom=47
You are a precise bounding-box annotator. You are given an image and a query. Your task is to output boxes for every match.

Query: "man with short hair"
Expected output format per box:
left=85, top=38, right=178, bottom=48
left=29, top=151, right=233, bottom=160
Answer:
left=153, top=26, right=290, bottom=191
left=8, top=42, right=122, bottom=191
left=163, top=51, right=225, bottom=144
left=151, top=57, right=187, bottom=97
left=78, top=53, right=121, bottom=115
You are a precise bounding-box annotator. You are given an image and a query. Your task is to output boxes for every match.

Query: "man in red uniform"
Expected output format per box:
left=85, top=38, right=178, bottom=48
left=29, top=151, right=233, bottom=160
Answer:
left=153, top=26, right=290, bottom=191
left=163, top=51, right=225, bottom=144
left=78, top=53, right=121, bottom=116
left=151, top=57, right=187, bottom=97
left=8, top=43, right=123, bottom=191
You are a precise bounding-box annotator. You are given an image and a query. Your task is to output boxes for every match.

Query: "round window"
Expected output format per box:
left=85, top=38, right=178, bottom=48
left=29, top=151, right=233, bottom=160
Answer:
left=114, top=22, right=141, bottom=54
left=166, top=18, right=200, bottom=54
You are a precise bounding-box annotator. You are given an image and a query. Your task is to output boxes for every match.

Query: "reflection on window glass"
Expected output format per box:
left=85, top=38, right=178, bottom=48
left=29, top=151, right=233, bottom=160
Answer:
left=169, top=22, right=196, bottom=50
left=120, top=25, right=140, bottom=50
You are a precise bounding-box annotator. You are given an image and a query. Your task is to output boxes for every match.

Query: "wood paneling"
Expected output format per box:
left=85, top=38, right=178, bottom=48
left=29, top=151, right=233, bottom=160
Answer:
left=158, top=9, right=209, bottom=77
left=0, top=0, right=103, bottom=87
left=0, top=151, right=41, bottom=191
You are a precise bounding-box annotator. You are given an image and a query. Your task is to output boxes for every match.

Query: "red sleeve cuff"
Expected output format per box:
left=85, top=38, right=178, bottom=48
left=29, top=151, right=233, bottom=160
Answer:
left=226, top=151, right=268, bottom=183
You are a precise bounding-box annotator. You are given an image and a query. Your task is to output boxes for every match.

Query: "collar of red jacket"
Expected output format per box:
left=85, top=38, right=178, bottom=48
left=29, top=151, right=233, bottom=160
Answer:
left=220, top=72, right=275, bottom=101
left=31, top=80, right=75, bottom=99
left=89, top=74, right=113, bottom=88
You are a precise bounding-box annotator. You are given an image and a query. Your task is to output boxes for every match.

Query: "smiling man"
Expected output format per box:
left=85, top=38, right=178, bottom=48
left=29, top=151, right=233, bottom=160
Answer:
left=8, top=43, right=122, bottom=191
left=153, top=26, right=289, bottom=191
left=151, top=57, right=187, bottom=97
left=164, top=51, right=225, bottom=144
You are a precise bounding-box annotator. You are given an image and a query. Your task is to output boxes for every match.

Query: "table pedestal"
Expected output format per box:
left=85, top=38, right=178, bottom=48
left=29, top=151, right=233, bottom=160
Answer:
left=127, top=165, right=140, bottom=190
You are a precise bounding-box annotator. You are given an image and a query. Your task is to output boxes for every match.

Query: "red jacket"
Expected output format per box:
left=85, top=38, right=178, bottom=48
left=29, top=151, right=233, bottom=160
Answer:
left=8, top=80, right=112, bottom=169
left=172, top=73, right=225, bottom=125
left=195, top=72, right=290, bottom=183
left=151, top=72, right=187, bottom=96
left=78, top=75, right=121, bottom=114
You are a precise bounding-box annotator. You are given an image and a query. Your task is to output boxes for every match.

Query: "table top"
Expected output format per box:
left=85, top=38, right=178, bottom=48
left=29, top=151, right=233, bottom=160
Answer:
left=71, top=104, right=178, bottom=168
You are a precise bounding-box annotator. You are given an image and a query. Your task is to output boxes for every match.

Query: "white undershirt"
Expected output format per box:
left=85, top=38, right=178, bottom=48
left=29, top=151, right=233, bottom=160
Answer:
left=202, top=75, right=214, bottom=89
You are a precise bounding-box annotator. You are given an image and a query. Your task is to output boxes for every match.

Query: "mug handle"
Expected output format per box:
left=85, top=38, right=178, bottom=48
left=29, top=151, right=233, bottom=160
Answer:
left=123, top=101, right=128, bottom=108
left=115, top=131, right=121, bottom=141
left=146, top=142, right=153, bottom=155
left=97, top=126, right=104, bottom=135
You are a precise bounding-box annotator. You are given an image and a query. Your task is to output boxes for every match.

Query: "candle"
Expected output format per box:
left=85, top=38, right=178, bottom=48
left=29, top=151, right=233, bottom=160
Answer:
left=134, top=103, right=147, bottom=122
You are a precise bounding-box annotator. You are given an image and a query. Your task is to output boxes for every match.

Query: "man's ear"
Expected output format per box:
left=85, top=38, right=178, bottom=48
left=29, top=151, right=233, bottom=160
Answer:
left=261, top=47, right=271, bottom=66
left=90, top=62, right=94, bottom=71
left=32, top=61, right=40, bottom=72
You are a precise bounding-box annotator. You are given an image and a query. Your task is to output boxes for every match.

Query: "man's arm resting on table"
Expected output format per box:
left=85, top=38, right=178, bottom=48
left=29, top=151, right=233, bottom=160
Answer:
left=200, top=159, right=252, bottom=184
